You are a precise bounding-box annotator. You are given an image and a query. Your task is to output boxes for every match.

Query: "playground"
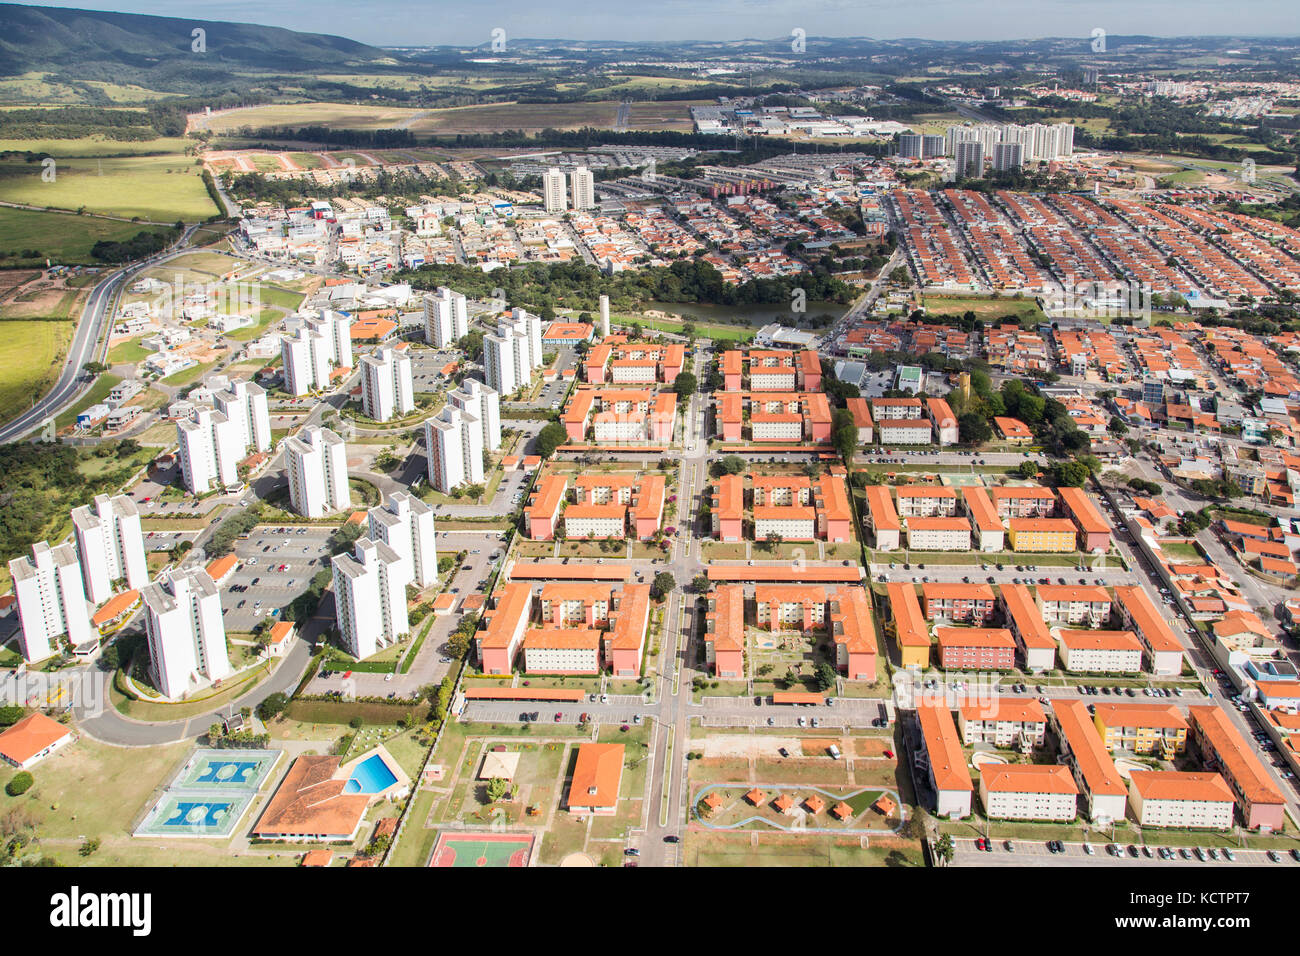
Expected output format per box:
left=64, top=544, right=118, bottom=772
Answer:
left=428, top=831, right=534, bottom=867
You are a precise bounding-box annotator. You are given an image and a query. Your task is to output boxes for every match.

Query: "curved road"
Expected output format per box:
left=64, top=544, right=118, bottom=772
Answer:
left=0, top=226, right=201, bottom=444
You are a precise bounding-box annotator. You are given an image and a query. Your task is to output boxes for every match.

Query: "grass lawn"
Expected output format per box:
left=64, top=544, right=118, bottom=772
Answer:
left=107, top=335, right=153, bottom=364
left=0, top=735, right=292, bottom=866
left=388, top=789, right=438, bottom=867
left=0, top=153, right=220, bottom=222
left=0, top=318, right=75, bottom=426
left=111, top=660, right=273, bottom=720
left=0, top=206, right=177, bottom=265
left=161, top=360, right=220, bottom=387
left=922, top=294, right=1045, bottom=324
left=683, top=830, right=923, bottom=867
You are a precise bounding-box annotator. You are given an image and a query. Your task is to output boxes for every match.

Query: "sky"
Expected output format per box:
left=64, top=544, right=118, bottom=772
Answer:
left=26, top=0, right=1300, bottom=46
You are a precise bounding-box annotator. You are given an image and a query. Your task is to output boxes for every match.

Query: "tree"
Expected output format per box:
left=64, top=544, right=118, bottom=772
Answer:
left=814, top=661, right=837, bottom=691
left=713, top=455, right=746, bottom=477
left=0, top=706, right=25, bottom=727
left=934, top=833, right=955, bottom=866
left=535, top=422, right=568, bottom=458
left=329, top=521, right=365, bottom=556
left=257, top=692, right=289, bottom=721
left=651, top=571, right=676, bottom=600
left=672, top=371, right=698, bottom=399
left=5, top=772, right=33, bottom=797
left=485, top=776, right=510, bottom=803
left=691, top=574, right=709, bottom=593
left=957, top=412, right=992, bottom=445
left=1054, top=460, right=1090, bottom=488
left=831, top=408, right=857, bottom=465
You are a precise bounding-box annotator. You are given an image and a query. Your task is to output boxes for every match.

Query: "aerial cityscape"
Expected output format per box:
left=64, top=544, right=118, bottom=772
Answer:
left=1, top=1, right=1299, bottom=898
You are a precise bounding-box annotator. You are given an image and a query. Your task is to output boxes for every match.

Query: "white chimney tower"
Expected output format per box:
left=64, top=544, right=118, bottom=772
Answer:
left=599, top=295, right=610, bottom=338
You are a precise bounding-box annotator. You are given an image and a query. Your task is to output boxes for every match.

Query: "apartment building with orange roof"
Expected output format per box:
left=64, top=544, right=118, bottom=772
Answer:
left=1188, top=705, right=1285, bottom=831
left=1127, top=771, right=1235, bottom=830
left=1007, top=517, right=1078, bottom=553
left=958, top=697, right=1047, bottom=748
left=526, top=474, right=568, bottom=540
left=1092, top=702, right=1188, bottom=756
left=922, top=582, right=996, bottom=624
left=994, top=416, right=1034, bottom=443
left=895, top=484, right=959, bottom=517
left=604, top=584, right=651, bottom=677
left=1035, top=585, right=1112, bottom=627
left=885, top=582, right=931, bottom=669
left=847, top=397, right=874, bottom=444
left=916, top=704, right=972, bottom=819
left=828, top=586, right=877, bottom=681
left=905, top=515, right=971, bottom=551
left=583, top=341, right=685, bottom=385
left=719, top=348, right=821, bottom=392
left=704, top=584, right=745, bottom=678
left=979, top=764, right=1079, bottom=821
left=926, top=397, right=958, bottom=445
left=990, top=485, right=1057, bottom=518
left=961, top=486, right=1005, bottom=551
left=864, top=485, right=901, bottom=550
left=711, top=473, right=744, bottom=542
left=1054, top=628, right=1143, bottom=673
left=478, top=582, right=533, bottom=675
left=1052, top=699, right=1128, bottom=824
left=935, top=627, right=1016, bottom=670
left=1058, top=486, right=1112, bottom=552
left=562, top=387, right=675, bottom=444
left=754, top=585, right=826, bottom=631
left=565, top=472, right=666, bottom=541
left=1113, top=585, right=1185, bottom=675
left=998, top=581, right=1057, bottom=672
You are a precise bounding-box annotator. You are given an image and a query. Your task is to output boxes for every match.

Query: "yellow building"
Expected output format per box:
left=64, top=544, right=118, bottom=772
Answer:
left=1007, top=518, right=1078, bottom=553
left=1092, top=703, right=1188, bottom=758
left=887, top=582, right=932, bottom=670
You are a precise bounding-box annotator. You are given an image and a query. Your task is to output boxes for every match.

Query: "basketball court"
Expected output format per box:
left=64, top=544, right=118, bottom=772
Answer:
left=429, top=831, right=534, bottom=868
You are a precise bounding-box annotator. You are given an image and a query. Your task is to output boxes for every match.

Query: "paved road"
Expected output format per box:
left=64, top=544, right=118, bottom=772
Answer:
left=0, top=226, right=200, bottom=444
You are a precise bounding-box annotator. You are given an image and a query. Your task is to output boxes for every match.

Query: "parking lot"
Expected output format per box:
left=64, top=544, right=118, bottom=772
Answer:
left=410, top=348, right=460, bottom=392
left=219, top=526, right=336, bottom=633
left=951, top=837, right=1298, bottom=867
left=143, top=529, right=197, bottom=553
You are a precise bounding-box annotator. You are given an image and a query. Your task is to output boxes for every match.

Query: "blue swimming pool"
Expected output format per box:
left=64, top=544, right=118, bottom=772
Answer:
left=344, top=754, right=398, bottom=794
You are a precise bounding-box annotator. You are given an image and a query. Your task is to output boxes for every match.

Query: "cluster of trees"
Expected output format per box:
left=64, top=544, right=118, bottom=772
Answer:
left=535, top=422, right=568, bottom=459
left=0, top=441, right=142, bottom=567
left=396, top=257, right=854, bottom=320
left=1126, top=477, right=1163, bottom=497
left=90, top=225, right=180, bottom=264
left=0, top=106, right=165, bottom=141
left=226, top=169, right=467, bottom=206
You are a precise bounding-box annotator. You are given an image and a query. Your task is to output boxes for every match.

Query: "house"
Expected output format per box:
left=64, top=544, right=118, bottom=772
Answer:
left=0, top=713, right=74, bottom=769
left=567, top=743, right=625, bottom=815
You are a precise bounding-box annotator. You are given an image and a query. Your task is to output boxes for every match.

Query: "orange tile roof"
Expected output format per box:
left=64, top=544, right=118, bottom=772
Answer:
left=935, top=627, right=1015, bottom=649
left=887, top=583, right=931, bottom=648
left=92, top=589, right=139, bottom=627
left=463, top=687, right=585, bottom=702
left=569, top=743, right=624, bottom=809
left=980, top=763, right=1079, bottom=795
left=1059, top=487, right=1110, bottom=537
left=1053, top=700, right=1126, bottom=796
left=252, top=755, right=371, bottom=837
left=301, top=850, right=334, bottom=867
left=205, top=554, right=238, bottom=581
left=268, top=621, right=294, bottom=644
left=1129, top=770, right=1234, bottom=804
left=0, top=713, right=71, bottom=765
left=706, top=566, right=862, bottom=582
left=962, top=486, right=1001, bottom=532
left=1054, top=628, right=1141, bottom=651
left=508, top=563, right=631, bottom=582
left=916, top=704, right=972, bottom=793
left=1113, top=585, right=1182, bottom=652
left=1000, top=582, right=1055, bottom=649
left=1037, top=584, right=1111, bottom=604
left=1093, top=702, right=1187, bottom=730
left=958, top=697, right=1046, bottom=723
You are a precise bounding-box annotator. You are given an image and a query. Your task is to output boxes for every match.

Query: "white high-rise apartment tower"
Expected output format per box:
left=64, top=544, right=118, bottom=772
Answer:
left=423, top=286, right=470, bottom=347
left=176, top=406, right=241, bottom=493
left=449, top=377, right=501, bottom=452
left=425, top=405, right=484, bottom=493
left=367, top=492, right=438, bottom=588
left=543, top=167, right=568, bottom=213
left=332, top=537, right=411, bottom=659
left=570, top=166, right=595, bottom=210
left=140, top=568, right=230, bottom=699
left=285, top=426, right=351, bottom=518
left=213, top=380, right=271, bottom=455
left=9, top=542, right=92, bottom=661
left=280, top=311, right=352, bottom=395
left=71, top=494, right=148, bottom=604
left=360, top=344, right=414, bottom=422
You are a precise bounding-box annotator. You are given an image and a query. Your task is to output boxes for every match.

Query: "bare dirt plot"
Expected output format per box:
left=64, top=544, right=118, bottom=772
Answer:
left=406, top=102, right=620, bottom=134
left=703, top=734, right=800, bottom=759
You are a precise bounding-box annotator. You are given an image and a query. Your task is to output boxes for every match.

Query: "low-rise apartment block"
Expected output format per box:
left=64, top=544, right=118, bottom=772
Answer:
left=1128, top=771, right=1235, bottom=830
left=1054, top=628, right=1143, bottom=673
left=1092, top=702, right=1189, bottom=756
left=935, top=627, right=1016, bottom=670
left=958, top=697, right=1047, bottom=748
left=979, top=764, right=1079, bottom=821
left=916, top=704, right=973, bottom=819
left=1036, top=585, right=1112, bottom=626
left=923, top=582, right=996, bottom=624
left=1188, top=705, right=1286, bottom=831
left=1000, top=581, right=1058, bottom=672
left=1052, top=699, right=1129, bottom=824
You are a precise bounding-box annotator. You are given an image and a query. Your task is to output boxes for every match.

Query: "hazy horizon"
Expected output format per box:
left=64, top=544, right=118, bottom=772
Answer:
left=21, top=0, right=1300, bottom=47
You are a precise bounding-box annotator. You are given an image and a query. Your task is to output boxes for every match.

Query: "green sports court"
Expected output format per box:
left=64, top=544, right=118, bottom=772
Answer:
left=429, top=832, right=534, bottom=868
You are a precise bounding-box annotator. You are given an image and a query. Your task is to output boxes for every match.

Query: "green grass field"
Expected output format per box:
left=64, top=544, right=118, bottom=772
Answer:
left=0, top=319, right=75, bottom=426
left=0, top=153, right=220, bottom=222
left=922, top=294, right=1045, bottom=323
left=0, top=206, right=175, bottom=265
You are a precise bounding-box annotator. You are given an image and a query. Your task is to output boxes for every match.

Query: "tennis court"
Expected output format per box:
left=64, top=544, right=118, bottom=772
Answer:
left=429, top=832, right=534, bottom=868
